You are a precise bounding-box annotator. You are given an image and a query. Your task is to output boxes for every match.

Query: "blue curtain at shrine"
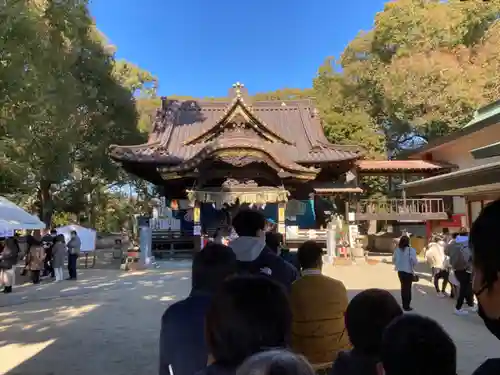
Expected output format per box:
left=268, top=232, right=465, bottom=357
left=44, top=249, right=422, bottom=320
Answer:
left=172, top=200, right=318, bottom=232
left=285, top=199, right=316, bottom=229
left=260, top=204, right=278, bottom=223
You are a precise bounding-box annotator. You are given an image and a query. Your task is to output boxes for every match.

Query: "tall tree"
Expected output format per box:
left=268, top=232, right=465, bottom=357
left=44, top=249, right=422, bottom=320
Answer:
left=326, top=0, right=500, bottom=153
left=0, top=0, right=156, bottom=225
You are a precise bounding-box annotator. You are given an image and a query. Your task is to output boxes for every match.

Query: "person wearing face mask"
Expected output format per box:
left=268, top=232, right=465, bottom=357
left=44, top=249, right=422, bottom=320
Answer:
left=230, top=209, right=298, bottom=291
left=470, top=199, right=500, bottom=375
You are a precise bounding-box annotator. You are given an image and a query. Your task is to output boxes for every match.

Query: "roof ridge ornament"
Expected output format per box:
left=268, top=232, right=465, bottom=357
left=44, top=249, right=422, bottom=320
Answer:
left=232, top=82, right=245, bottom=98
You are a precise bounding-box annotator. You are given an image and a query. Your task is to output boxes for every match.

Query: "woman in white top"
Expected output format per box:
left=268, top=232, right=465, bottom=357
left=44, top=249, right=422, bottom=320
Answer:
left=393, top=235, right=418, bottom=311
left=425, top=235, right=453, bottom=298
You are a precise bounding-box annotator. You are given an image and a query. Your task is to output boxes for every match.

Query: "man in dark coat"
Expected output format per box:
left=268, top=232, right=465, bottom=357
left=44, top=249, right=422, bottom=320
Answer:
left=159, top=243, right=237, bottom=375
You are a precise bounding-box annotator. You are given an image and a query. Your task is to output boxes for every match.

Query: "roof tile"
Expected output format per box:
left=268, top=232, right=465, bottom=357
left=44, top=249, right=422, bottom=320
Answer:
left=110, top=89, right=364, bottom=166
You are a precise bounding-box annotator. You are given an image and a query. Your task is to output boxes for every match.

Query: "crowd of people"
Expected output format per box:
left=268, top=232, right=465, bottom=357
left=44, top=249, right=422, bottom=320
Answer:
left=0, top=228, right=81, bottom=293
left=420, top=226, right=483, bottom=316
left=160, top=201, right=500, bottom=375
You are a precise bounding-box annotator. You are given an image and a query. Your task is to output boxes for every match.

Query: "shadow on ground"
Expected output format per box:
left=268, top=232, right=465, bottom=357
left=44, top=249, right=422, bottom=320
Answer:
left=1, top=260, right=497, bottom=375
left=0, top=267, right=191, bottom=375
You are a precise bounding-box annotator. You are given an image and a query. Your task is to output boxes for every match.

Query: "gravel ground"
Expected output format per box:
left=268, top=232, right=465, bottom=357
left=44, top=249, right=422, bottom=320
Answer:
left=0, top=260, right=497, bottom=375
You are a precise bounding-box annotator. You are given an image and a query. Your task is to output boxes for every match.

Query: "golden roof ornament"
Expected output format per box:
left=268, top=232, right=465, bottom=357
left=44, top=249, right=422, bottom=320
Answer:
left=232, top=81, right=244, bottom=98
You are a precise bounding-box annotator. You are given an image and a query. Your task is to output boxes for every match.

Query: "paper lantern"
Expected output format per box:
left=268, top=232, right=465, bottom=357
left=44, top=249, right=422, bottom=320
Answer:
left=170, top=200, right=179, bottom=211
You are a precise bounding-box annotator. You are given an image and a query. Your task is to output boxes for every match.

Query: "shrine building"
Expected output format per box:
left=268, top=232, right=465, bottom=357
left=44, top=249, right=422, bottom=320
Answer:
left=110, top=83, right=451, bottom=255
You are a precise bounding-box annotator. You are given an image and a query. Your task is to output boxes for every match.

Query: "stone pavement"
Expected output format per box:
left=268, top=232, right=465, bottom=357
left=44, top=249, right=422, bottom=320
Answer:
left=0, top=260, right=497, bottom=375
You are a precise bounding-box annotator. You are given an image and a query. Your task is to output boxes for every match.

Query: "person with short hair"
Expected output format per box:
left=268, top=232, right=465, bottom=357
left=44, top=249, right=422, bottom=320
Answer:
left=331, top=289, right=402, bottom=375
left=265, top=231, right=299, bottom=270
left=236, top=350, right=314, bottom=375
left=66, top=230, right=81, bottom=280
left=160, top=243, right=237, bottom=375
left=290, top=240, right=350, bottom=367
left=425, top=234, right=452, bottom=298
left=230, top=209, right=298, bottom=290
left=392, top=236, right=418, bottom=311
left=265, top=232, right=282, bottom=255
left=378, top=314, right=456, bottom=375
left=202, top=275, right=292, bottom=375
left=52, top=234, right=66, bottom=282
left=445, top=227, right=474, bottom=315
left=41, top=228, right=57, bottom=278
left=470, top=199, right=500, bottom=375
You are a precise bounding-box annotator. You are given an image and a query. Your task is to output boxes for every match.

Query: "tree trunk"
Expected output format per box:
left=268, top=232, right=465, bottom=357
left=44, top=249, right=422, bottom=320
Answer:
left=38, top=180, right=53, bottom=227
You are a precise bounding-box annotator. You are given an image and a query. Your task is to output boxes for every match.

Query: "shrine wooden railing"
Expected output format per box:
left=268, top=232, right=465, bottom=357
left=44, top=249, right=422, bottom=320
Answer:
left=354, top=198, right=448, bottom=221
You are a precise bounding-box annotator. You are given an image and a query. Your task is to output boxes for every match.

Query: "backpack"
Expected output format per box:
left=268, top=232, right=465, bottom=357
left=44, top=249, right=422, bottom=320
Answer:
left=449, top=242, right=471, bottom=271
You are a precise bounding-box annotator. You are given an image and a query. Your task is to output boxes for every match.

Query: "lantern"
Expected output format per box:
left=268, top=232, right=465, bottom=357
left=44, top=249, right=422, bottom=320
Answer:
left=170, top=199, right=179, bottom=211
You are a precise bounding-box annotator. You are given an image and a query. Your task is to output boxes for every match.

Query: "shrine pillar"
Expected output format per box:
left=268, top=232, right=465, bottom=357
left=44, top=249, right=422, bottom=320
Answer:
left=278, top=202, right=286, bottom=235
left=193, top=201, right=202, bottom=252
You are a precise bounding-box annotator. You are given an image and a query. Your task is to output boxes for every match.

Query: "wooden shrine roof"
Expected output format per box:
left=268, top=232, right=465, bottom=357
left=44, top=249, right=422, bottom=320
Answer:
left=109, top=84, right=363, bottom=170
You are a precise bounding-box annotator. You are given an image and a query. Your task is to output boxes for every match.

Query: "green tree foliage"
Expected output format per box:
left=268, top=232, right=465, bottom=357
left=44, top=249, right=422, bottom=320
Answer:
left=0, top=0, right=156, bottom=225
left=333, top=0, right=500, bottom=152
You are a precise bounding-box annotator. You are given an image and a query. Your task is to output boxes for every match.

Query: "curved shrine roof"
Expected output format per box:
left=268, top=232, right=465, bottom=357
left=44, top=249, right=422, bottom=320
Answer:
left=109, top=86, right=363, bottom=170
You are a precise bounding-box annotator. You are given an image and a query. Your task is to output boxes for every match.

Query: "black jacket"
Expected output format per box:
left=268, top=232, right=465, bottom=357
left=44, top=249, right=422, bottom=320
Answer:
left=473, top=359, right=500, bottom=375
left=330, top=349, right=378, bottom=375
left=41, top=234, right=55, bottom=259
left=237, top=246, right=299, bottom=291
left=160, top=291, right=212, bottom=375
left=0, top=242, right=19, bottom=269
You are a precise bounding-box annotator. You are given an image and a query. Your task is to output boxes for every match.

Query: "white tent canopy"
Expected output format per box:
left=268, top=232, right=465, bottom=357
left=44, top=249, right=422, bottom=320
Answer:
left=0, top=196, right=46, bottom=234
left=55, top=224, right=97, bottom=253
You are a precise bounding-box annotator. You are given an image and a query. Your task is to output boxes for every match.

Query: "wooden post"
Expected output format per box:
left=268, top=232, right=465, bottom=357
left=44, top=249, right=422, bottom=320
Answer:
left=193, top=201, right=202, bottom=253
left=401, top=172, right=407, bottom=205
left=345, top=198, right=349, bottom=222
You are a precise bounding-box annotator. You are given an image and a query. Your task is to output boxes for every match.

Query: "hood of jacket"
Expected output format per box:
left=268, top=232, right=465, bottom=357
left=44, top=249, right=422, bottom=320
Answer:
left=229, top=236, right=265, bottom=262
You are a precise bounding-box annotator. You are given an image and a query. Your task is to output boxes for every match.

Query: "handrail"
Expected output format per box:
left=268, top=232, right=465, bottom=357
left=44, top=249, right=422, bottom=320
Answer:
left=354, top=198, right=446, bottom=215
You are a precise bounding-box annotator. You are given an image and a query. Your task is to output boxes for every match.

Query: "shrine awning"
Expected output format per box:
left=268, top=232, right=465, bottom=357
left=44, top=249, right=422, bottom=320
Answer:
left=312, top=182, right=363, bottom=195
left=471, top=142, right=500, bottom=160
left=186, top=187, right=290, bottom=208
left=401, top=161, right=500, bottom=196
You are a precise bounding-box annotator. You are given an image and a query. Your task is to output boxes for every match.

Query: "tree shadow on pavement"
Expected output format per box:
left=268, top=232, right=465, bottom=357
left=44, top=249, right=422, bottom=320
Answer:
left=0, top=269, right=190, bottom=375
left=1, top=262, right=498, bottom=375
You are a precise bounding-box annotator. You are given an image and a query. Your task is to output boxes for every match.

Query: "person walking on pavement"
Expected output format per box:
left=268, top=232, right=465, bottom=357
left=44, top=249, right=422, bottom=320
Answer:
left=66, top=230, right=81, bottom=280
left=445, top=228, right=475, bottom=316
left=393, top=236, right=418, bottom=312
left=425, top=234, right=453, bottom=298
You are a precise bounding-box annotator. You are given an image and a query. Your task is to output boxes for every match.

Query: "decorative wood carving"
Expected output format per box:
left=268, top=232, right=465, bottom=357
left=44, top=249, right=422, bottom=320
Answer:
left=213, top=149, right=279, bottom=169
left=221, top=178, right=258, bottom=189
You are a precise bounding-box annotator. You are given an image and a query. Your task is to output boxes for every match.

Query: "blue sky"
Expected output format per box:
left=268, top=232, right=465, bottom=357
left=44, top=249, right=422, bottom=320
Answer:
left=90, top=0, right=386, bottom=97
